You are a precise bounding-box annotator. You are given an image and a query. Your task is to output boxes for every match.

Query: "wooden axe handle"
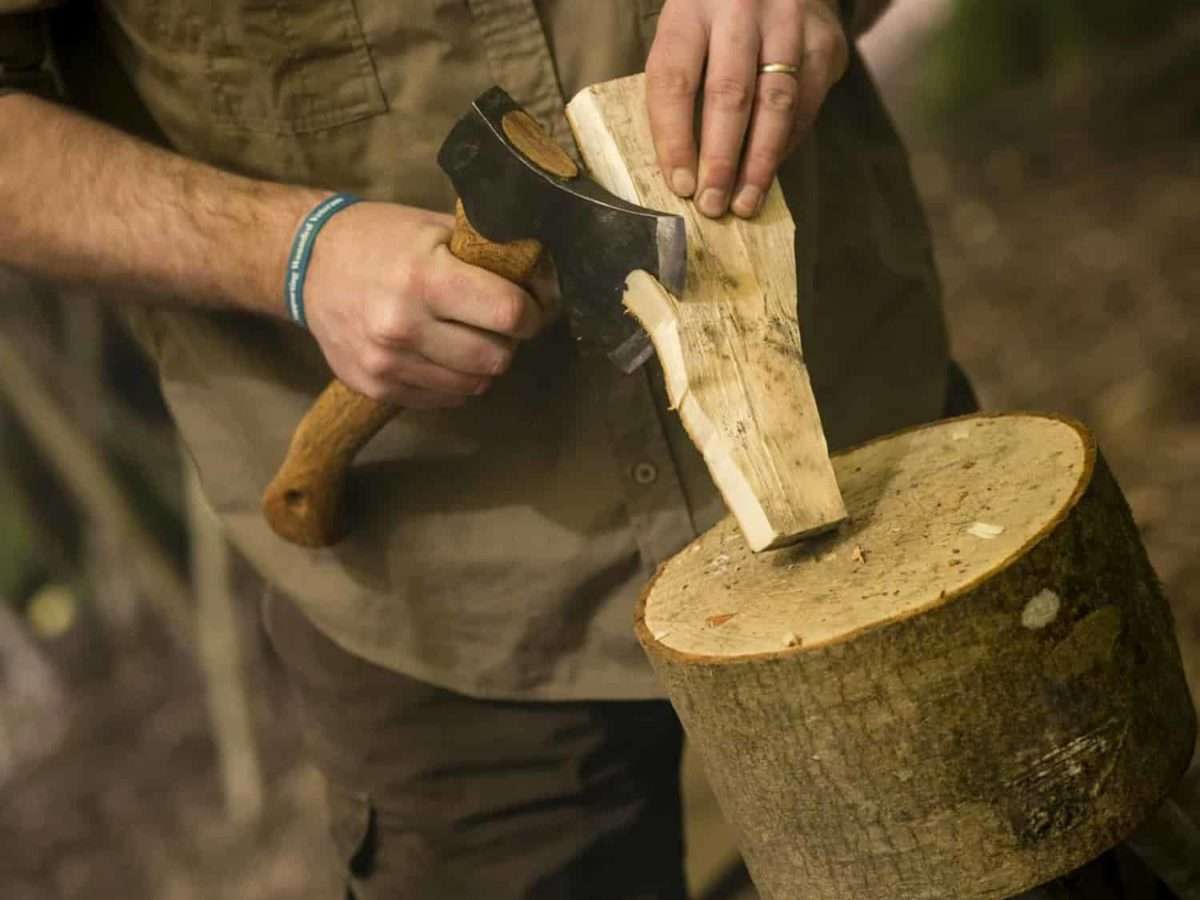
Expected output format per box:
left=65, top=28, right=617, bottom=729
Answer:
left=261, top=202, right=542, bottom=547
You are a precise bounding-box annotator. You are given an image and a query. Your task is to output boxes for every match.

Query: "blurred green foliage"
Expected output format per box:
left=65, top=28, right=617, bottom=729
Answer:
left=923, top=0, right=1196, bottom=118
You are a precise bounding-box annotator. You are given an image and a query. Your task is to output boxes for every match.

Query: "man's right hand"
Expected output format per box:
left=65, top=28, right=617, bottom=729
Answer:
left=302, top=202, right=545, bottom=410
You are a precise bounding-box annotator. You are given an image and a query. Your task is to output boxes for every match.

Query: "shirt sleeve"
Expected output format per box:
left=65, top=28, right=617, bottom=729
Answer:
left=0, top=7, right=62, bottom=99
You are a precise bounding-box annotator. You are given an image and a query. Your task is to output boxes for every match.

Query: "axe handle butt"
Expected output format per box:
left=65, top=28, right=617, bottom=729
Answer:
left=262, top=382, right=396, bottom=547
left=262, top=202, right=543, bottom=547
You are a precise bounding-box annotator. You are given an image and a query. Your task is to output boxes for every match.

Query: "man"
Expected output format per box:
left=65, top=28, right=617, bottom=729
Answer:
left=1, top=1, right=961, bottom=896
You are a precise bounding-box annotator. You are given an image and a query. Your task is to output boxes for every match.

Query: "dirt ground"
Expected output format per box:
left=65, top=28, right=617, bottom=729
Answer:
left=1, top=21, right=1197, bottom=900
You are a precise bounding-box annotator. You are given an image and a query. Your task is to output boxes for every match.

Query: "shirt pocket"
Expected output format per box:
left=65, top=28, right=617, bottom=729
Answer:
left=207, top=0, right=387, bottom=134
left=104, top=0, right=387, bottom=135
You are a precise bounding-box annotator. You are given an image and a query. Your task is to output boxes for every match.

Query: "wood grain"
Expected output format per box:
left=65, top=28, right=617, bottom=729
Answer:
left=501, top=110, right=579, bottom=179
left=566, top=74, right=846, bottom=551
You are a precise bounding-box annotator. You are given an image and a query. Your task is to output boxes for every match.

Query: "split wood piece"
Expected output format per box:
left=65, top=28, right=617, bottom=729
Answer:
left=566, top=74, right=846, bottom=552
left=638, top=413, right=1196, bottom=900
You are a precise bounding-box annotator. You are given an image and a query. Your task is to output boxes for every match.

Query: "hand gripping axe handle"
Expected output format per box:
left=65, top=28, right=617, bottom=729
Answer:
left=262, top=88, right=686, bottom=547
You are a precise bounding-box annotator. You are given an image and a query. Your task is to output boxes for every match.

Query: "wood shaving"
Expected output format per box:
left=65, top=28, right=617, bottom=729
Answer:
left=851, top=545, right=868, bottom=565
left=967, top=521, right=1005, bottom=539
left=782, top=631, right=802, bottom=648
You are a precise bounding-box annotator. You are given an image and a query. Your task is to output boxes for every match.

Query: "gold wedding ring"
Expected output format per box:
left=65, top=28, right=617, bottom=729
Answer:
left=758, top=63, right=803, bottom=76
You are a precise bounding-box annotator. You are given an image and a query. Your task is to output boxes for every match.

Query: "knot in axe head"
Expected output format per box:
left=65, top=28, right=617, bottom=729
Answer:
left=437, top=87, right=686, bottom=373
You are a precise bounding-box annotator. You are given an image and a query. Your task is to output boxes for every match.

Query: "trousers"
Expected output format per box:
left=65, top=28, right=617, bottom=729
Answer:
left=264, top=589, right=687, bottom=899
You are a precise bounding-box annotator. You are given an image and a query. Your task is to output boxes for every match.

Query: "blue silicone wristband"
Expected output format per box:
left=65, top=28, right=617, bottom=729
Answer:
left=284, top=192, right=361, bottom=327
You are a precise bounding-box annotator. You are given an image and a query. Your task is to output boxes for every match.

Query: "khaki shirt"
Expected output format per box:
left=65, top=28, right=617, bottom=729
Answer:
left=2, top=0, right=948, bottom=699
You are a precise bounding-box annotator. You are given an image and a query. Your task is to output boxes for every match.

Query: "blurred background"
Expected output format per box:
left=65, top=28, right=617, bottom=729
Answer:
left=1, top=0, right=1197, bottom=897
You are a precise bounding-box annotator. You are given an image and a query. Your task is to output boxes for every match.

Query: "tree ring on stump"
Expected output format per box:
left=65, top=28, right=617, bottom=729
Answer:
left=638, top=413, right=1196, bottom=900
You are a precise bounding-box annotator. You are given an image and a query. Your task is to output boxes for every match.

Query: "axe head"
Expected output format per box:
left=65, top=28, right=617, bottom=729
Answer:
left=437, top=87, right=686, bottom=374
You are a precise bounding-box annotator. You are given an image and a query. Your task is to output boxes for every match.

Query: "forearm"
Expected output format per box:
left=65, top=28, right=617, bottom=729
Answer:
left=0, top=92, right=325, bottom=318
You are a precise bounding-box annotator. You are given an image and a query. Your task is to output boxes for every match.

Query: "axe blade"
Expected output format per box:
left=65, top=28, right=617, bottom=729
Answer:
left=437, top=87, right=686, bottom=374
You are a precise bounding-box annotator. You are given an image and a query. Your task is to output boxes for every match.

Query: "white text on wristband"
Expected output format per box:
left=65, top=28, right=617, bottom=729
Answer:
left=284, top=192, right=362, bottom=327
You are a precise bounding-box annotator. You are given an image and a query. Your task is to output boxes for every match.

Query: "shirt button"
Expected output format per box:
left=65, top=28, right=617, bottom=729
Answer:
left=632, top=461, right=658, bottom=485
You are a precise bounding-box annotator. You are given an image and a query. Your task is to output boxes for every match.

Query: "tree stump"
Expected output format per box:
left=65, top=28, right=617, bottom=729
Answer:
left=638, top=413, right=1195, bottom=900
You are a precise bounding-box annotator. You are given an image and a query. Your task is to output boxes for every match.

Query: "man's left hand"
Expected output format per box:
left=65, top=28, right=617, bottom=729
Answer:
left=645, top=0, right=849, bottom=219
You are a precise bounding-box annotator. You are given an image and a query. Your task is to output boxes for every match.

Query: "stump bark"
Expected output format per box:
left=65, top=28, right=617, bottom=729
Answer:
left=638, top=413, right=1195, bottom=900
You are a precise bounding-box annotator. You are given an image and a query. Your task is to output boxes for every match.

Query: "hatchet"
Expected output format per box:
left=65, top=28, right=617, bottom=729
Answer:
left=262, top=87, right=687, bottom=547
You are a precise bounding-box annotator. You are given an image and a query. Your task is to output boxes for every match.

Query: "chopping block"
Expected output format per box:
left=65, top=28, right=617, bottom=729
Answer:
left=567, top=77, right=1196, bottom=899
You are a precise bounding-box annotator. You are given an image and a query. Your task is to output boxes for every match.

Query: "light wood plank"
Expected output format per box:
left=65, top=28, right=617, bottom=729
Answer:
left=566, top=74, right=845, bottom=551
